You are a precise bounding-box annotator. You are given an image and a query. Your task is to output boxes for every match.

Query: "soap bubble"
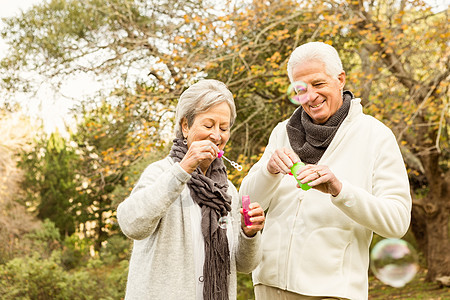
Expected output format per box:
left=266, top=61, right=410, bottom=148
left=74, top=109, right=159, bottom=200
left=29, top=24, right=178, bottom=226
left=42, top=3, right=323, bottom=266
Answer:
left=287, top=81, right=308, bottom=105
left=343, top=195, right=356, bottom=207
left=218, top=216, right=231, bottom=229
left=370, top=238, right=419, bottom=288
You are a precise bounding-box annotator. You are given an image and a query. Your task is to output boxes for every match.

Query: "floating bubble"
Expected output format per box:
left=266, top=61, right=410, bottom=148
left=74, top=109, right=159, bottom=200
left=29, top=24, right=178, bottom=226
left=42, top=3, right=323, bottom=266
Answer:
left=370, top=238, right=419, bottom=288
left=218, top=216, right=231, bottom=229
left=343, top=195, right=356, bottom=207
left=287, top=81, right=308, bottom=105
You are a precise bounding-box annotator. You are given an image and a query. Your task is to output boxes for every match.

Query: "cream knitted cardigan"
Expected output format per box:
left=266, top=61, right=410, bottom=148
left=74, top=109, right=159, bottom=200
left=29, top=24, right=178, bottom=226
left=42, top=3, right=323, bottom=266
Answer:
left=117, top=158, right=262, bottom=300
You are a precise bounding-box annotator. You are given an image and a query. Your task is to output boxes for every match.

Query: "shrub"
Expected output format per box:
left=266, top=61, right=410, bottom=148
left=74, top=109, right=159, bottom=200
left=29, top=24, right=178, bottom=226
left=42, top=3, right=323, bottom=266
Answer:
left=0, top=251, right=97, bottom=300
left=61, top=234, right=92, bottom=270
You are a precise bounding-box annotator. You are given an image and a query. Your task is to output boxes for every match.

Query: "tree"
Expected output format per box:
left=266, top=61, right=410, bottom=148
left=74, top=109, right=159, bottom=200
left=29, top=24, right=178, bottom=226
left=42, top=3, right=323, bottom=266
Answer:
left=0, top=0, right=223, bottom=108
left=16, top=90, right=162, bottom=251
left=0, top=0, right=231, bottom=251
left=2, top=0, right=448, bottom=283
left=19, top=131, right=80, bottom=237
left=70, top=89, right=165, bottom=250
left=203, top=0, right=449, bottom=282
left=333, top=0, right=449, bottom=282
left=1, top=0, right=217, bottom=250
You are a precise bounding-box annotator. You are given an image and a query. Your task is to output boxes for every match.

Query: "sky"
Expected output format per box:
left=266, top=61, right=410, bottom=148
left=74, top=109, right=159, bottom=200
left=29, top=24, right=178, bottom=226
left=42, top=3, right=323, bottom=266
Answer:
left=0, top=0, right=448, bottom=133
left=0, top=0, right=103, bottom=134
left=0, top=0, right=37, bottom=58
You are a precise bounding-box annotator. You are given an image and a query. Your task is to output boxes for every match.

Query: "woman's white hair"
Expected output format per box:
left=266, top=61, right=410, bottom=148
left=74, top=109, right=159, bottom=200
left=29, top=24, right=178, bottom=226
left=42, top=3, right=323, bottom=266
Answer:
left=174, top=79, right=237, bottom=139
left=287, top=42, right=343, bottom=82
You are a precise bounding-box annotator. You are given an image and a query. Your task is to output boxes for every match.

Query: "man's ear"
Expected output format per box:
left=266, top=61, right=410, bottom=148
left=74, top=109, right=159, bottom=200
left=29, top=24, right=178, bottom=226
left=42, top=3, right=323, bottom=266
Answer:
left=338, top=71, right=346, bottom=90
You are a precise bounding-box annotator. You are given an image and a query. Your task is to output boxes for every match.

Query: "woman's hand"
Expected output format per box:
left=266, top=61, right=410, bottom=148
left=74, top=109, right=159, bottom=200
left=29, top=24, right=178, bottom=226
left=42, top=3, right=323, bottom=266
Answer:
left=179, top=140, right=219, bottom=174
left=295, top=164, right=342, bottom=196
left=241, top=202, right=265, bottom=237
left=267, top=148, right=299, bottom=175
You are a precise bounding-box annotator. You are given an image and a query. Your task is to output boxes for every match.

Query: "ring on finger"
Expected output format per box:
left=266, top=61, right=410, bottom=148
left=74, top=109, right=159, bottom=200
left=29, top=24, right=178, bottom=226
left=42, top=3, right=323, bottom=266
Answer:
left=315, top=171, right=321, bottom=178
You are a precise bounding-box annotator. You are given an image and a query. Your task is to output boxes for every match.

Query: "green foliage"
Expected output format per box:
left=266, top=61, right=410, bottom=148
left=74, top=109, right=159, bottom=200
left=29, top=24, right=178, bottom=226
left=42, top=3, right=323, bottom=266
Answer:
left=237, top=273, right=254, bottom=300
left=0, top=222, right=129, bottom=299
left=26, top=219, right=61, bottom=243
left=24, top=219, right=62, bottom=259
left=0, top=251, right=95, bottom=300
left=99, top=235, right=131, bottom=265
left=0, top=249, right=129, bottom=300
left=19, top=132, right=79, bottom=237
left=70, top=96, right=167, bottom=250
left=61, top=234, right=93, bottom=270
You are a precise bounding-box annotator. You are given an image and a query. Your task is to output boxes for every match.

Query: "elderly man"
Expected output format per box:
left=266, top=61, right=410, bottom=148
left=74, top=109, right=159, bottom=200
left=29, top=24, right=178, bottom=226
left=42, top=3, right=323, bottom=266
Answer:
left=240, top=42, right=412, bottom=300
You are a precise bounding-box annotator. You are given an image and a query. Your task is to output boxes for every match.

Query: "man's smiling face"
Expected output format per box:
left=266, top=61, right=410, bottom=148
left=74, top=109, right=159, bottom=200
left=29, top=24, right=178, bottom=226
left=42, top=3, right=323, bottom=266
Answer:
left=292, top=60, right=346, bottom=124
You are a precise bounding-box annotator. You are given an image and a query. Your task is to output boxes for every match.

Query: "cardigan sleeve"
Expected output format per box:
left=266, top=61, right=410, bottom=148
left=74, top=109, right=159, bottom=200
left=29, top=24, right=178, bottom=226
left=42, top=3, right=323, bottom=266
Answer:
left=117, top=158, right=191, bottom=240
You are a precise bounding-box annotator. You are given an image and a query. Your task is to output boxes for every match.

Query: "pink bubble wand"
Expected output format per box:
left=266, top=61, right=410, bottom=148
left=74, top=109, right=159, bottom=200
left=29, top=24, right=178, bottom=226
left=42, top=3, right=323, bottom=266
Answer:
left=218, top=150, right=243, bottom=171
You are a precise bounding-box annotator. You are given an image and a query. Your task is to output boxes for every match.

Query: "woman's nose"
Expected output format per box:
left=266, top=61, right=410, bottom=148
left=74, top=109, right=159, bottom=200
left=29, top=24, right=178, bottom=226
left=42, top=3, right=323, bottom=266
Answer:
left=210, top=130, right=221, bottom=142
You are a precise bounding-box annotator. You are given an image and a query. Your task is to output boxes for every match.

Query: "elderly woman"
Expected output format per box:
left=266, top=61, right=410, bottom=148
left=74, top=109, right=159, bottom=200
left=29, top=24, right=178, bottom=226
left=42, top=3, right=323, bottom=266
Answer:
left=240, top=42, right=411, bottom=300
left=117, top=79, right=264, bottom=300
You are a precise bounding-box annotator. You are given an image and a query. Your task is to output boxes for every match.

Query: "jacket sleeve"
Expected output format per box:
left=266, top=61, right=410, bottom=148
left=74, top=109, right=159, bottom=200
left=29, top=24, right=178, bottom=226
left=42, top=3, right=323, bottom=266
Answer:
left=332, top=127, right=412, bottom=238
left=229, top=183, right=262, bottom=273
left=117, top=159, right=191, bottom=240
left=239, top=122, right=285, bottom=211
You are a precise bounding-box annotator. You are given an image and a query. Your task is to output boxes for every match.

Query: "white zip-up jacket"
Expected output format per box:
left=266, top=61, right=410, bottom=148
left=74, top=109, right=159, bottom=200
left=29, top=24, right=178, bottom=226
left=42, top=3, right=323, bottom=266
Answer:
left=239, top=98, right=411, bottom=300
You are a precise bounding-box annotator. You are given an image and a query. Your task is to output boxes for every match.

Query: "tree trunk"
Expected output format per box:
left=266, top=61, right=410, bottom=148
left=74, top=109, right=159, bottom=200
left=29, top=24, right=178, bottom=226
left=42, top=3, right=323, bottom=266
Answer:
left=411, top=202, right=427, bottom=259
left=414, top=152, right=450, bottom=281
left=424, top=189, right=450, bottom=280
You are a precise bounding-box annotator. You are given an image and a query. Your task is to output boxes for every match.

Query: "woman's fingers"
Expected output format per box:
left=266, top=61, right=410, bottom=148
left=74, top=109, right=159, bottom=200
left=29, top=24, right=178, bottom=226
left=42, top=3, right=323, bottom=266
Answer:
left=180, top=140, right=220, bottom=173
left=241, top=202, right=265, bottom=237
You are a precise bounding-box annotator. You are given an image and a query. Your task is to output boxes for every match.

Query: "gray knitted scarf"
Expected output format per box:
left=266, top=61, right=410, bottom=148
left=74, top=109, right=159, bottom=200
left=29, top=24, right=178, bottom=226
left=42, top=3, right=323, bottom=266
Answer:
left=287, top=91, right=353, bottom=164
left=169, top=138, right=232, bottom=300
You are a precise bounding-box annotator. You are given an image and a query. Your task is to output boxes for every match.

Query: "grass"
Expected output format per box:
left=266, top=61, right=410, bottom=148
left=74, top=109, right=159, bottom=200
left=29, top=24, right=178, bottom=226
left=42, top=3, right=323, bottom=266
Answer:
left=237, top=269, right=450, bottom=300
left=369, top=269, right=449, bottom=299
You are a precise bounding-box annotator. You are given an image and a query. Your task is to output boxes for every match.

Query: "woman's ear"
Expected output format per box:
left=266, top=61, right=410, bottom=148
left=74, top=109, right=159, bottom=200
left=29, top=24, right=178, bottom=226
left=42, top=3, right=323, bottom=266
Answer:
left=181, top=118, right=189, bottom=138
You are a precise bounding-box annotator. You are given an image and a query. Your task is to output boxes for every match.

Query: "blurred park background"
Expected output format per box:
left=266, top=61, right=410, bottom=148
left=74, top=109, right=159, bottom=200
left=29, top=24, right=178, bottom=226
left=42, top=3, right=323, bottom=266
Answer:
left=0, top=0, right=448, bottom=299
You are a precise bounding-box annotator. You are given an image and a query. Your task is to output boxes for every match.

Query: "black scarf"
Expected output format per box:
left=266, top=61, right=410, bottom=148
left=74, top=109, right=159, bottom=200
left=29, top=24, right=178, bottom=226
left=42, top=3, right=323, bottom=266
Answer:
left=286, top=91, right=353, bottom=164
left=169, top=138, right=232, bottom=300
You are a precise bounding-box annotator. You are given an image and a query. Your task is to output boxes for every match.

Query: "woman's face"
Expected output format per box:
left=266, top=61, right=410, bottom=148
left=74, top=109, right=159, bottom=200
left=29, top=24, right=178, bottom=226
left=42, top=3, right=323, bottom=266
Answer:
left=292, top=60, right=346, bottom=124
left=182, top=101, right=231, bottom=151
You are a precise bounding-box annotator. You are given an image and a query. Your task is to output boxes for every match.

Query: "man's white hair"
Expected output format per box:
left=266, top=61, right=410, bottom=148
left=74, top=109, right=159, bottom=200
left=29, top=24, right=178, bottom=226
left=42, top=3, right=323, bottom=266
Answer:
left=287, top=42, right=343, bottom=82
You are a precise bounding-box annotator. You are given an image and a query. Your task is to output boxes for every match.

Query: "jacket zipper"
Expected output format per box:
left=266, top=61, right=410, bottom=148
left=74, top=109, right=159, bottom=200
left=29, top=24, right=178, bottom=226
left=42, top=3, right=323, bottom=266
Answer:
left=284, top=196, right=301, bottom=289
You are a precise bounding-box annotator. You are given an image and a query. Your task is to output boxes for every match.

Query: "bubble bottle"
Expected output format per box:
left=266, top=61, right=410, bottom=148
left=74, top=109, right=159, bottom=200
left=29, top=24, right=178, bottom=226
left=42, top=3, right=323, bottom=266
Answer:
left=290, top=161, right=312, bottom=191
left=242, top=195, right=252, bottom=227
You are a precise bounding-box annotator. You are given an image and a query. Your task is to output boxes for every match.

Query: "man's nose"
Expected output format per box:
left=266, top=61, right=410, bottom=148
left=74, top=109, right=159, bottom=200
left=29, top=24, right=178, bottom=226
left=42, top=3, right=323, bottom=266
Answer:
left=305, top=87, right=317, bottom=102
